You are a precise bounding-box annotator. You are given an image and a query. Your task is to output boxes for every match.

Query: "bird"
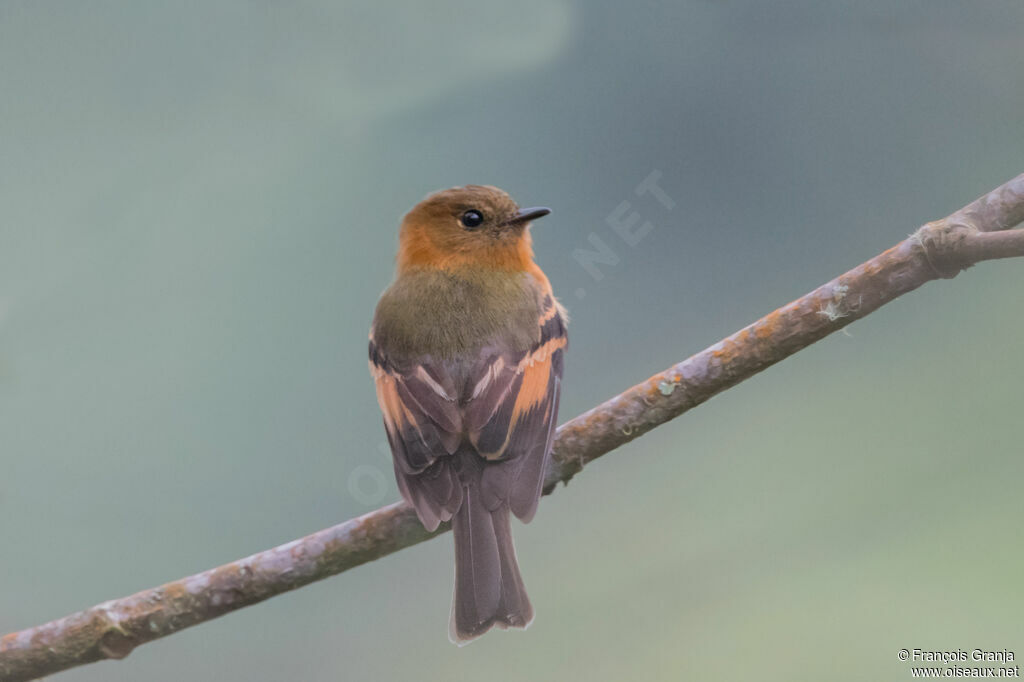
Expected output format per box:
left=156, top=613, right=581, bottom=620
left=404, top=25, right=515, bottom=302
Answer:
left=368, top=185, right=567, bottom=644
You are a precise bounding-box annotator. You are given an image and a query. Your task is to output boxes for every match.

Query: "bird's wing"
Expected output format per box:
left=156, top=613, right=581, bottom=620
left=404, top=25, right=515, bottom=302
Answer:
left=370, top=293, right=567, bottom=530
left=464, top=294, right=566, bottom=523
left=369, top=339, right=464, bottom=531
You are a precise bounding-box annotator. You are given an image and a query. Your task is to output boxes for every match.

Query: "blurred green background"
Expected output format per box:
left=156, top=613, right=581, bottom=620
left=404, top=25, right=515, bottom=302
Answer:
left=2, top=1, right=1023, bottom=680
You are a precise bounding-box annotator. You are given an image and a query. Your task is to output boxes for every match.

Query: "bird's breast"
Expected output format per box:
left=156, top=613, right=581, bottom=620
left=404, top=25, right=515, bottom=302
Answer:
left=371, top=266, right=543, bottom=364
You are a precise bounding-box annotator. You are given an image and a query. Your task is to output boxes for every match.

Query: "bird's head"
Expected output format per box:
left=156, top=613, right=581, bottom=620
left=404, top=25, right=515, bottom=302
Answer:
left=396, top=185, right=550, bottom=272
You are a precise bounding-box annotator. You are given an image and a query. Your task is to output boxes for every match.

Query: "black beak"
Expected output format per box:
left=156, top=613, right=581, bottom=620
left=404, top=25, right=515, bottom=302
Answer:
left=505, top=206, right=551, bottom=226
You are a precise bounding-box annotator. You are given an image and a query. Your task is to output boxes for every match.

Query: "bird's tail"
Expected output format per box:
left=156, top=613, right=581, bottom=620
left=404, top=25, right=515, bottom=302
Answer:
left=449, top=484, right=533, bottom=644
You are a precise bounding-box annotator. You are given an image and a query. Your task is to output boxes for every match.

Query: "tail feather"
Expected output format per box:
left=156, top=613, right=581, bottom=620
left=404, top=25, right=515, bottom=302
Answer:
left=450, top=486, right=533, bottom=644
left=492, top=504, right=533, bottom=628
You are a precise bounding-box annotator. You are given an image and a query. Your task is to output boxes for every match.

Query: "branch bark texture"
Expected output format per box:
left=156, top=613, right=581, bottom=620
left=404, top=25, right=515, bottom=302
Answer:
left=3, top=173, right=1023, bottom=682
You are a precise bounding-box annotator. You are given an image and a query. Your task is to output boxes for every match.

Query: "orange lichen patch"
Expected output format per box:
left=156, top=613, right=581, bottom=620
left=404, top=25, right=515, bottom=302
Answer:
left=859, top=250, right=894, bottom=277
left=208, top=563, right=245, bottom=586
left=753, top=312, right=783, bottom=341
left=163, top=583, right=187, bottom=603
left=710, top=337, right=742, bottom=365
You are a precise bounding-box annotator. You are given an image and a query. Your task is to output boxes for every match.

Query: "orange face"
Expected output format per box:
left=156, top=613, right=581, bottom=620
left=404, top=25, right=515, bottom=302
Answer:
left=397, top=185, right=551, bottom=272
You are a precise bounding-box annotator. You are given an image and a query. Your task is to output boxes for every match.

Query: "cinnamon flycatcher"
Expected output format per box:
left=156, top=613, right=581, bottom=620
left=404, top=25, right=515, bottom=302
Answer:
left=369, top=185, right=567, bottom=643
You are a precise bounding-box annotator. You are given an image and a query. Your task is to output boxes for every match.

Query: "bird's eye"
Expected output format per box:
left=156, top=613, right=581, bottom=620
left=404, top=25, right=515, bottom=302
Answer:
left=460, top=210, right=484, bottom=229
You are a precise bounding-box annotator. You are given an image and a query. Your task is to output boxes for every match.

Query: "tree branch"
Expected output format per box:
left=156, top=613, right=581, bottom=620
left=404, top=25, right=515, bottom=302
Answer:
left=3, top=173, right=1023, bottom=682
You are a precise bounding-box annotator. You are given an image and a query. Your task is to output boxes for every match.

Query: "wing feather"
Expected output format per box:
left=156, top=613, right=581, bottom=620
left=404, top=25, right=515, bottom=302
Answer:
left=371, top=286, right=566, bottom=529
